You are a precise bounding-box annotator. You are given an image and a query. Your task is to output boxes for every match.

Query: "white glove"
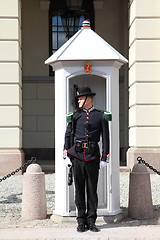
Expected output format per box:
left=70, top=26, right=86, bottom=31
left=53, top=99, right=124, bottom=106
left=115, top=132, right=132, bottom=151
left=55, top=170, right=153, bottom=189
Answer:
left=106, top=154, right=110, bottom=163
left=100, top=161, right=107, bottom=169
left=63, top=149, right=67, bottom=159
left=64, top=157, right=72, bottom=168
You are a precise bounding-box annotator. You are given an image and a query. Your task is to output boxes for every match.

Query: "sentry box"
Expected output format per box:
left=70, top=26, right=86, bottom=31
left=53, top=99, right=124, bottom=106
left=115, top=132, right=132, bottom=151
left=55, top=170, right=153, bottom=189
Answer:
left=45, top=20, right=128, bottom=217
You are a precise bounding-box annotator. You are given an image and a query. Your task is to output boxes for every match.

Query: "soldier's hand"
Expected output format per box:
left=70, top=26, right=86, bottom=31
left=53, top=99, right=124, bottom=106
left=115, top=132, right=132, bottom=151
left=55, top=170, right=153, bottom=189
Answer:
left=64, top=157, right=72, bottom=168
left=106, top=154, right=110, bottom=163
left=100, top=161, right=107, bottom=168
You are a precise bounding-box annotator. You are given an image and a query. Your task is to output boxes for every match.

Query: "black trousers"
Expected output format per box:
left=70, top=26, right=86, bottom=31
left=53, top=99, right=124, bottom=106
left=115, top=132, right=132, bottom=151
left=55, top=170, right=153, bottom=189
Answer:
left=72, top=158, right=99, bottom=225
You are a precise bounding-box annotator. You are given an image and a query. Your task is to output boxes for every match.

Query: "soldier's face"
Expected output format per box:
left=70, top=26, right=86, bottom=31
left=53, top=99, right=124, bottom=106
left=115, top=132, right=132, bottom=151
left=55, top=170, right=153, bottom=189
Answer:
left=78, top=96, right=86, bottom=108
left=78, top=95, right=93, bottom=109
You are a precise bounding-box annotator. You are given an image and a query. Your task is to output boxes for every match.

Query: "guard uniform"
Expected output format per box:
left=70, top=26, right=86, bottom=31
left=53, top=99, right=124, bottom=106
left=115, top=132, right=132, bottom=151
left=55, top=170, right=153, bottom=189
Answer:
left=64, top=106, right=111, bottom=225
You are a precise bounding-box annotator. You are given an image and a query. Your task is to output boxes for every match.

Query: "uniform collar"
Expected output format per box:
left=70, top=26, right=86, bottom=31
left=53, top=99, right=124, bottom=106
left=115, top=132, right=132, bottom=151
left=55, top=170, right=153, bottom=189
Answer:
left=83, top=106, right=95, bottom=113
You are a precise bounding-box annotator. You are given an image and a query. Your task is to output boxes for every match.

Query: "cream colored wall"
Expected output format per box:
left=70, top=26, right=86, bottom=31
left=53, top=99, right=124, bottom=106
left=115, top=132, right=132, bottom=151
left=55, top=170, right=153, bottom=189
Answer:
left=129, top=0, right=160, bottom=147
left=94, top=0, right=129, bottom=150
left=94, top=0, right=127, bottom=56
left=22, top=0, right=49, bottom=76
left=0, top=0, right=22, bottom=148
left=22, top=81, right=55, bottom=148
left=22, top=0, right=128, bottom=152
left=22, top=0, right=54, bottom=149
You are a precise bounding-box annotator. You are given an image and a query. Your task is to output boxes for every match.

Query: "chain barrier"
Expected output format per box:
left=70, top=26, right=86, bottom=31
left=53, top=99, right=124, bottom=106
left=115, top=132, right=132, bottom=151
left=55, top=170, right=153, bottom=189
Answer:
left=0, top=157, right=37, bottom=182
left=137, top=156, right=160, bottom=175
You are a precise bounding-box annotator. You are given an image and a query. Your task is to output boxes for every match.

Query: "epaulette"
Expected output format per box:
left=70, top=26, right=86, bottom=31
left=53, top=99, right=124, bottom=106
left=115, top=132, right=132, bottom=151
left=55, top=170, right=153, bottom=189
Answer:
left=66, top=110, right=77, bottom=123
left=103, top=111, right=112, bottom=121
left=97, top=109, right=112, bottom=121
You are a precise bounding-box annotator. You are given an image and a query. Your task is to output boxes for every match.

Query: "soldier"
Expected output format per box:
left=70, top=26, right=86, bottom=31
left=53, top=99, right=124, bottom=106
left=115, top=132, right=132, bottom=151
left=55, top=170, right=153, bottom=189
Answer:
left=63, top=87, right=111, bottom=232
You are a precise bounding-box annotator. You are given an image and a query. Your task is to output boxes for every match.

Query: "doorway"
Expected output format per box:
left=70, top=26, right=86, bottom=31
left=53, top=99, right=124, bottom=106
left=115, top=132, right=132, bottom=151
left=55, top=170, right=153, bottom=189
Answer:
left=68, top=74, right=109, bottom=209
left=68, top=74, right=106, bottom=112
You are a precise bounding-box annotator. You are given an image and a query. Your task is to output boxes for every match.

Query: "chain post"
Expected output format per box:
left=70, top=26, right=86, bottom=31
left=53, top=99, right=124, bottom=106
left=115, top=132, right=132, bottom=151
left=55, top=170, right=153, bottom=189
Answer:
left=137, top=156, right=142, bottom=164
left=0, top=157, right=37, bottom=182
left=137, top=156, right=160, bottom=175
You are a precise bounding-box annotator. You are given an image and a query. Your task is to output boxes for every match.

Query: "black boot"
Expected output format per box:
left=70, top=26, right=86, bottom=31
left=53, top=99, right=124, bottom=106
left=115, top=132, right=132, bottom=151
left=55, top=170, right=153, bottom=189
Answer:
left=77, top=223, right=85, bottom=232
left=88, top=223, right=99, bottom=232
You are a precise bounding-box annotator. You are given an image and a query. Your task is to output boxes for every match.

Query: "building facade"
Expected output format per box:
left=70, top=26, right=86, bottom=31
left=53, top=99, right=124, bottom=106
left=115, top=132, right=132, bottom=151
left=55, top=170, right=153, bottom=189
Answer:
left=0, top=0, right=160, bottom=175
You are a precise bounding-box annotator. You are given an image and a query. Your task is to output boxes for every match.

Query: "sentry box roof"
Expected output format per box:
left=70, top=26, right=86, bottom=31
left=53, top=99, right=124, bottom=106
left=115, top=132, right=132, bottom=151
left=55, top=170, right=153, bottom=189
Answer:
left=45, top=20, right=128, bottom=66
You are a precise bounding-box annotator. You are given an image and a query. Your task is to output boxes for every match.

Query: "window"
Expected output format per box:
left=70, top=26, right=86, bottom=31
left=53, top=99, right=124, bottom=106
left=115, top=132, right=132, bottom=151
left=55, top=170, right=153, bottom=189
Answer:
left=49, top=0, right=94, bottom=75
left=51, top=15, right=88, bottom=54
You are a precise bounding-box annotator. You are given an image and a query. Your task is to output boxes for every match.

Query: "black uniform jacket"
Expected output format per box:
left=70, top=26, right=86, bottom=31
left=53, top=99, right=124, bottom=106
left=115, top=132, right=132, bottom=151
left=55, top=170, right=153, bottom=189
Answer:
left=64, top=106, right=111, bottom=162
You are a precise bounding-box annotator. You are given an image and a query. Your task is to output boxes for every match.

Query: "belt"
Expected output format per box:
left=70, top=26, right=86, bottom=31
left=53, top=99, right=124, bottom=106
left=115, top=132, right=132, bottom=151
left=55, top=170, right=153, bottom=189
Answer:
left=82, top=142, right=88, bottom=148
left=75, top=140, right=97, bottom=153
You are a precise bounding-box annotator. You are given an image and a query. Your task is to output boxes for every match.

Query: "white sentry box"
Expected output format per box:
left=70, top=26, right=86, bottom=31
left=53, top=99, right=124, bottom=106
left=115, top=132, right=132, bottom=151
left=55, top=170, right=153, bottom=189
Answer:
left=45, top=21, right=128, bottom=217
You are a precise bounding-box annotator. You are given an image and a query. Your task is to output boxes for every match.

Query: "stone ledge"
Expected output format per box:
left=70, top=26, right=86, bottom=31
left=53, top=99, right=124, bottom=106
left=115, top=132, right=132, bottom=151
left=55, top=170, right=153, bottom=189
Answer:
left=127, top=147, right=160, bottom=174
left=120, top=166, right=131, bottom=172
left=0, top=149, right=24, bottom=176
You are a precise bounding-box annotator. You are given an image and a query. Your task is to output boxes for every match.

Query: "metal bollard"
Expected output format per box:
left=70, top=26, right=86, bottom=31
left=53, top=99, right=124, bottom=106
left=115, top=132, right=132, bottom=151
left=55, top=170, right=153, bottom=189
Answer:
left=128, top=163, right=153, bottom=220
left=21, top=164, right=47, bottom=220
